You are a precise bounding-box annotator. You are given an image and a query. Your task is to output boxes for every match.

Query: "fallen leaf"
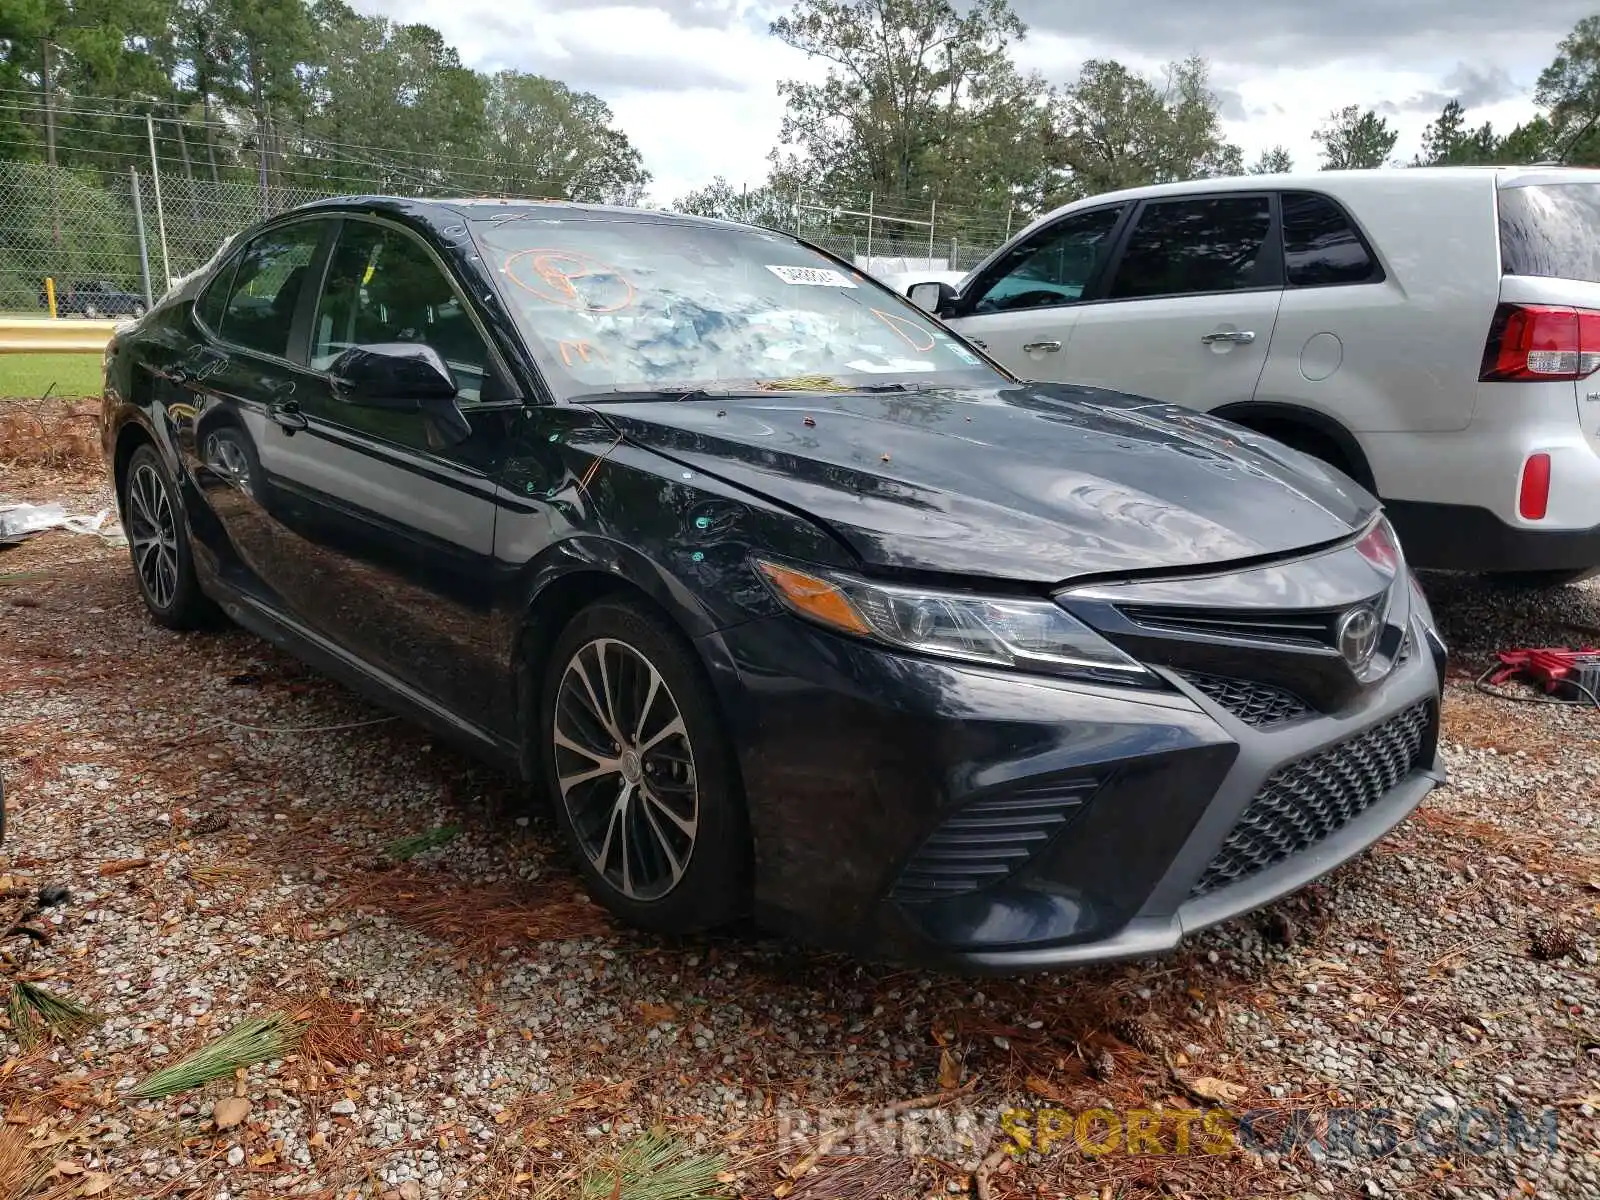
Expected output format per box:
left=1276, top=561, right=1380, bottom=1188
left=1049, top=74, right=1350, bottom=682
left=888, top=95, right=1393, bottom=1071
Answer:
left=1024, top=1075, right=1067, bottom=1101
left=249, top=1150, right=276, bottom=1167
left=97, top=859, right=151, bottom=877
left=212, top=1097, right=250, bottom=1130
left=716, top=1173, right=738, bottom=1185
left=493, top=1109, right=513, bottom=1125
left=81, top=1173, right=112, bottom=1196
left=637, top=1002, right=676, bottom=1025
left=53, top=1161, right=82, bottom=1176
left=773, top=1183, right=793, bottom=1199
left=937, top=1048, right=960, bottom=1091
left=1183, top=1075, right=1246, bottom=1104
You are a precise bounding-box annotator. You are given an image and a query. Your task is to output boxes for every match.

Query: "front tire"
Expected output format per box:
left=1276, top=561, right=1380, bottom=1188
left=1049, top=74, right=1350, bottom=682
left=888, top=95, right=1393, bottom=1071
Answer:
left=539, top=599, right=749, bottom=935
left=121, top=444, right=216, bottom=630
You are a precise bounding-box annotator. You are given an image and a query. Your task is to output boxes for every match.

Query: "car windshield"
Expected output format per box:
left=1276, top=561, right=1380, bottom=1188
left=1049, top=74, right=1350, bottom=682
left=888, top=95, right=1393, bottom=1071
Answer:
left=472, top=214, right=1000, bottom=400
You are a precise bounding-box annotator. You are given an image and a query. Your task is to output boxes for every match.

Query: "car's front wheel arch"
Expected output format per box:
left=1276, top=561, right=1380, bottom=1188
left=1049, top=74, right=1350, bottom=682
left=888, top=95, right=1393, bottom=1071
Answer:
left=1211, top=402, right=1377, bottom=496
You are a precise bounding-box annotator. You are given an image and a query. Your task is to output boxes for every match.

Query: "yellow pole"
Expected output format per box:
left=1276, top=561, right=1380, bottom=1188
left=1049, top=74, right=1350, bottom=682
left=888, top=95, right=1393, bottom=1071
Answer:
left=44, top=277, right=57, bottom=319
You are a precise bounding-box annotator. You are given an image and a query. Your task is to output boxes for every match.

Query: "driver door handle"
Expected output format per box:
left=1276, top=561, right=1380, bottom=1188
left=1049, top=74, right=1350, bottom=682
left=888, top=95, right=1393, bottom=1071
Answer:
left=269, top=399, right=308, bottom=433
left=1201, top=330, right=1256, bottom=345
left=1023, top=340, right=1062, bottom=353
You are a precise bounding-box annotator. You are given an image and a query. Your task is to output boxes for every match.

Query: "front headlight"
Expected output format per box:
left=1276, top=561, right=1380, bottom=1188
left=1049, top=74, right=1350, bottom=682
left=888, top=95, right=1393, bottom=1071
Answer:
left=754, top=559, right=1154, bottom=684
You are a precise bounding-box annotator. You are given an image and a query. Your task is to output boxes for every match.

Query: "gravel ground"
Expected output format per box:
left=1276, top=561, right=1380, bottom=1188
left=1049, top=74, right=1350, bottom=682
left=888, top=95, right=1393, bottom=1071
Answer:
left=0, top=471, right=1597, bottom=1200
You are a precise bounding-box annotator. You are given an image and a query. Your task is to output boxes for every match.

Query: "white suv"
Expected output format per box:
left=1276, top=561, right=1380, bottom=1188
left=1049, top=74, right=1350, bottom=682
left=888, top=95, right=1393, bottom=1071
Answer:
left=909, top=167, right=1600, bottom=585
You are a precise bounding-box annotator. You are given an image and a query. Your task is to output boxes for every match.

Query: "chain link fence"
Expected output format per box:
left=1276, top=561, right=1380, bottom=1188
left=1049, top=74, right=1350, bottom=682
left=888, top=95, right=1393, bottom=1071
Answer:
left=1, top=157, right=1011, bottom=315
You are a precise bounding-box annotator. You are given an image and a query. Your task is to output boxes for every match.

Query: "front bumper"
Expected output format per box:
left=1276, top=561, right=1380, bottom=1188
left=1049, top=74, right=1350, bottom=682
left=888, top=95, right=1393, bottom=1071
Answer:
left=699, top=601, right=1444, bottom=975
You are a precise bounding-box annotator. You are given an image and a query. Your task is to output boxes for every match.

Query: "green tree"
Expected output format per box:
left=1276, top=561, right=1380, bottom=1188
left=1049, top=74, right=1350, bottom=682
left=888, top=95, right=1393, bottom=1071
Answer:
left=1051, top=56, right=1243, bottom=200
left=1413, top=99, right=1499, bottom=165
left=1497, top=115, right=1557, bottom=163
left=1313, top=105, right=1397, bottom=169
left=482, top=72, right=649, bottom=203
left=1536, top=15, right=1600, bottom=163
left=303, top=1, right=487, bottom=190
left=769, top=0, right=1052, bottom=215
left=672, top=176, right=792, bottom=227
left=1248, top=145, right=1293, bottom=174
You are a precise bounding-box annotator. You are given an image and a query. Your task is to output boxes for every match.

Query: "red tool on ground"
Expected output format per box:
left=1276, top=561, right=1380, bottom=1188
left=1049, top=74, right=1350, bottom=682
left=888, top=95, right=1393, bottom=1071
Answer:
left=1488, top=647, right=1600, bottom=704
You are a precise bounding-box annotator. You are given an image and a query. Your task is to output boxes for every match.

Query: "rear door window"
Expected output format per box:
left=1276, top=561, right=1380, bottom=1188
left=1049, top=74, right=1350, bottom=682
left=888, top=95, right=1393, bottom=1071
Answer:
left=216, top=222, right=324, bottom=359
left=1499, top=183, right=1600, bottom=283
left=1107, top=196, right=1275, bottom=300
left=1280, top=192, right=1381, bottom=286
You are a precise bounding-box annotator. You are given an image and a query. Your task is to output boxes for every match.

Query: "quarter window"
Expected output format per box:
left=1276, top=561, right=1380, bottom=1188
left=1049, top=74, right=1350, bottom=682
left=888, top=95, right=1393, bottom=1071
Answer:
left=312, top=221, right=494, bottom=403
left=216, top=223, right=323, bottom=358
left=1281, top=192, right=1380, bottom=286
left=1108, top=196, right=1273, bottom=299
left=969, top=207, right=1124, bottom=314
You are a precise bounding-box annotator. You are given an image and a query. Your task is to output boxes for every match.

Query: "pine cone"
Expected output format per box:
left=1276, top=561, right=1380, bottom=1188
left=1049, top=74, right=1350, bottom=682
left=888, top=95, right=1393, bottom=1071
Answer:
left=1109, top=1013, right=1164, bottom=1053
left=188, top=812, right=229, bottom=836
left=1530, top=923, right=1577, bottom=962
left=1089, top=1048, right=1117, bottom=1081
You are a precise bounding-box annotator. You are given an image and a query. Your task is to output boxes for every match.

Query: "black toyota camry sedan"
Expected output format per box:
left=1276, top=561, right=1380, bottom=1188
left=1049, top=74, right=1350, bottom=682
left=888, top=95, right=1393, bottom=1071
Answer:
left=99, top=196, right=1446, bottom=973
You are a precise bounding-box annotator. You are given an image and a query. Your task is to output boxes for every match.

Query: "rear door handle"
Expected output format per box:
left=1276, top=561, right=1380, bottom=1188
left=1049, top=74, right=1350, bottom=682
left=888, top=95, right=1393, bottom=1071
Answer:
left=1023, top=340, right=1062, bottom=353
left=1201, top=330, right=1256, bottom=345
left=269, top=400, right=308, bottom=433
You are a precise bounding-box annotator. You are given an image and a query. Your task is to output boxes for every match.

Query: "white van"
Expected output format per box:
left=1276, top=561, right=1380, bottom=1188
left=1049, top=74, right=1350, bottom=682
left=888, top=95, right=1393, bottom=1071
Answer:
left=909, top=167, right=1600, bottom=584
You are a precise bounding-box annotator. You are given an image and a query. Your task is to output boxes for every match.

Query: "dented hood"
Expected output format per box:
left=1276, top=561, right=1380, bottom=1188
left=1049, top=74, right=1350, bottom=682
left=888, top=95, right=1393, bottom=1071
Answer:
left=586, top=383, right=1379, bottom=584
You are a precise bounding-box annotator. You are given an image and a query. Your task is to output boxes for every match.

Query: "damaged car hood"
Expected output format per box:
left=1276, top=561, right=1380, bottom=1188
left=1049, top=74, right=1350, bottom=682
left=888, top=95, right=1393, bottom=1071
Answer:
left=587, top=383, right=1379, bottom=583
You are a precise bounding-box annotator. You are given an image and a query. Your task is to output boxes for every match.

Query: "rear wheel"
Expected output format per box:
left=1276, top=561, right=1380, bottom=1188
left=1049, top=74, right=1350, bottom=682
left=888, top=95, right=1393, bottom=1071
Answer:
left=539, top=599, right=749, bottom=934
left=121, top=444, right=216, bottom=630
left=83, top=303, right=100, bottom=319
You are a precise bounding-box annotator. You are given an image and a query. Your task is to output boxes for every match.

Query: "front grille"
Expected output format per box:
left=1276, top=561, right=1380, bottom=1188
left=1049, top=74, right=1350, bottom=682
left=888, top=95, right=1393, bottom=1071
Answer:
left=891, top=778, right=1099, bottom=904
left=1189, top=702, right=1432, bottom=897
left=1178, top=672, right=1312, bottom=728
left=1120, top=604, right=1341, bottom=649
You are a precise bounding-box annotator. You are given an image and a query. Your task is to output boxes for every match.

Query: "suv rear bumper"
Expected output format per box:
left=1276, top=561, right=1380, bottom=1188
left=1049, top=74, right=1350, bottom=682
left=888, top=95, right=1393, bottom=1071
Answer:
left=1385, top=499, right=1600, bottom=577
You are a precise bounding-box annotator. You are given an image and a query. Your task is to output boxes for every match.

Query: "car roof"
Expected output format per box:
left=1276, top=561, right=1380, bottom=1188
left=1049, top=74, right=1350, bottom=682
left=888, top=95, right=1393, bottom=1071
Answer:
left=292, top=194, right=754, bottom=234
left=1042, top=164, right=1600, bottom=211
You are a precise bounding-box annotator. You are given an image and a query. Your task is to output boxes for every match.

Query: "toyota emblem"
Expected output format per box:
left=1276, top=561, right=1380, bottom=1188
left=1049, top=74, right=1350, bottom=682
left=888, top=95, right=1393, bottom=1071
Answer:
left=1336, top=604, right=1381, bottom=670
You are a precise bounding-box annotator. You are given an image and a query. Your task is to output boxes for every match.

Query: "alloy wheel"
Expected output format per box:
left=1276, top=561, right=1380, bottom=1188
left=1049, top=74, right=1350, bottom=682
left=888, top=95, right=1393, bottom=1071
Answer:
left=552, top=637, right=699, bottom=902
left=127, top=462, right=180, bottom=610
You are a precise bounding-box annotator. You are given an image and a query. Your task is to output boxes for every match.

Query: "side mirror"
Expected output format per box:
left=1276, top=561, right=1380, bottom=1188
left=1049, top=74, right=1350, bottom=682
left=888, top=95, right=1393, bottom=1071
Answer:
left=328, top=342, right=459, bottom=410
left=907, top=280, right=958, bottom=317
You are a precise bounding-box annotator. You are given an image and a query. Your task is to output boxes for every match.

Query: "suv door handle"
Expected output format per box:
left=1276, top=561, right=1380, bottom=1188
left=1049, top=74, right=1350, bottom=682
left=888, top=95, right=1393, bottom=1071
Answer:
left=1201, top=330, right=1256, bottom=345
left=269, top=400, right=308, bottom=433
left=1022, top=340, right=1062, bottom=353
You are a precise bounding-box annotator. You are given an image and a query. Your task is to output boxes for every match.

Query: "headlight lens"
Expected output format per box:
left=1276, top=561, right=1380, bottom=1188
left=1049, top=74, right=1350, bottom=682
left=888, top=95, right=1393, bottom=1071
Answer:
left=755, top=559, right=1153, bottom=684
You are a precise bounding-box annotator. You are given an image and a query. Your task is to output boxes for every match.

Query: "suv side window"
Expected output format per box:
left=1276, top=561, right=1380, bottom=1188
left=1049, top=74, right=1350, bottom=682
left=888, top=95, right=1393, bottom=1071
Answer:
left=967, top=206, right=1124, bottom=314
left=312, top=220, right=495, bottom=404
left=216, top=222, right=324, bottom=358
left=1107, top=196, right=1274, bottom=300
left=1280, top=191, right=1381, bottom=286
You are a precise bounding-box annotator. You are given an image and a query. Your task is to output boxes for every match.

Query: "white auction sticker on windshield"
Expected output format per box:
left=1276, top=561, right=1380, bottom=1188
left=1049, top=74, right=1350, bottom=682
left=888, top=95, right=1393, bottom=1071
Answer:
left=766, top=264, right=858, bottom=288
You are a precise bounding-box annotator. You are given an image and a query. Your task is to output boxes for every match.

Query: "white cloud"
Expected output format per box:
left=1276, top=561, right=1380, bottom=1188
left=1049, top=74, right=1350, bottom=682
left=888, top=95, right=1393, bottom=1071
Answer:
left=358, top=0, right=1559, bottom=196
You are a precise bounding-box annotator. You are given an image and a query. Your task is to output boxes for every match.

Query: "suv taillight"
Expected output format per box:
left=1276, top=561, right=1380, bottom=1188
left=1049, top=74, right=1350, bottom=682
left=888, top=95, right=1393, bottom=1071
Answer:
left=1480, top=302, right=1600, bottom=381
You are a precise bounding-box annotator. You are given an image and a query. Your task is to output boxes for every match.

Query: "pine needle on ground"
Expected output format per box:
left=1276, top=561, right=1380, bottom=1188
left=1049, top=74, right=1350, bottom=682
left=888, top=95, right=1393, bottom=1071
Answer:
left=579, top=1132, right=728, bottom=1200
left=5, top=982, right=100, bottom=1050
left=384, top=825, right=461, bottom=861
left=132, top=1013, right=305, bottom=1098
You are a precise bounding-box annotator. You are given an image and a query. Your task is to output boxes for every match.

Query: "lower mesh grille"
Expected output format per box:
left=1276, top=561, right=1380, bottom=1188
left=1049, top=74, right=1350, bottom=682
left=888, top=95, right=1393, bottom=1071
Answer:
left=892, top=779, right=1099, bottom=904
left=1189, top=702, right=1432, bottom=897
left=1179, top=672, right=1312, bottom=728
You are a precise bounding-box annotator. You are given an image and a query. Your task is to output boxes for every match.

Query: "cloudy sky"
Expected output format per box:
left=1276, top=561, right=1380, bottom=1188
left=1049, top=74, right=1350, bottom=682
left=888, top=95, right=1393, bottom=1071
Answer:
left=355, top=0, right=1597, bottom=203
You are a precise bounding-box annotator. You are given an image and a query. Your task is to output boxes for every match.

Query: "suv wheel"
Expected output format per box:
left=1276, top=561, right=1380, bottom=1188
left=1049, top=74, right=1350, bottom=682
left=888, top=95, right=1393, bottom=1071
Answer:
left=83, top=303, right=100, bottom=319
left=539, top=599, right=749, bottom=934
left=121, top=444, right=216, bottom=629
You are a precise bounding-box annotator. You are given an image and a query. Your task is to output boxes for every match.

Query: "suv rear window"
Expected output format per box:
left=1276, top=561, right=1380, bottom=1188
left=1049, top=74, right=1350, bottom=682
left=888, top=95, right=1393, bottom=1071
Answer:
left=1281, top=192, right=1381, bottom=286
left=1498, top=183, right=1600, bottom=283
